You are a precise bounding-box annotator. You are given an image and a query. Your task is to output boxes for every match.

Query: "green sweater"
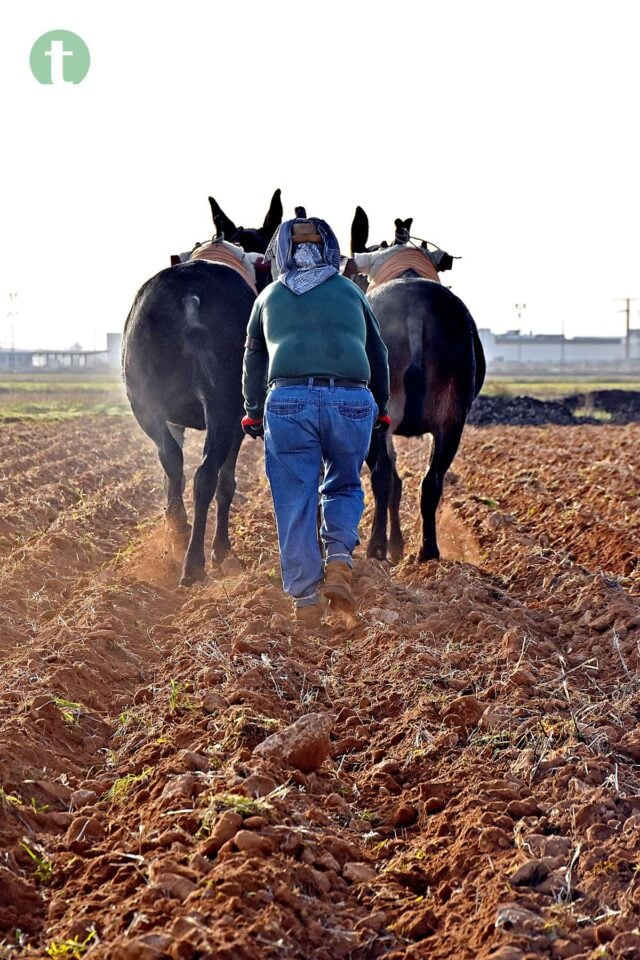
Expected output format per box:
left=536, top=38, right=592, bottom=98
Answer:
left=242, top=274, right=390, bottom=419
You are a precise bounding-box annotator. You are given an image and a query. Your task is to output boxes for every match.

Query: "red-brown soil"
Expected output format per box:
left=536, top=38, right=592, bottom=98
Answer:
left=0, top=418, right=639, bottom=960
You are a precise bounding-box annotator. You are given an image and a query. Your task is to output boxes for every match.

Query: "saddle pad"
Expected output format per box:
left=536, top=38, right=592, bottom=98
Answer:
left=367, top=248, right=440, bottom=289
left=189, top=242, right=258, bottom=294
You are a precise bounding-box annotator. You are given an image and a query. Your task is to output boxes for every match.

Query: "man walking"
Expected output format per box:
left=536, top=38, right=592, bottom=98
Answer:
left=242, top=217, right=390, bottom=627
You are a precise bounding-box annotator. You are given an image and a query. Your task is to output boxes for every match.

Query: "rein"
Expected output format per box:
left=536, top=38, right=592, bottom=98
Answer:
left=407, top=236, right=461, bottom=260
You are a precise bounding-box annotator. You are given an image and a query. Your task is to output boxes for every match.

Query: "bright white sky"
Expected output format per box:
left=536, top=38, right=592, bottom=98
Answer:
left=1, top=0, right=639, bottom=350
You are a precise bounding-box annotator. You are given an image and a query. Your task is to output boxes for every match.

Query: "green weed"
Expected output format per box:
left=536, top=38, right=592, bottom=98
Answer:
left=19, top=840, right=52, bottom=884
left=45, top=930, right=96, bottom=958
left=0, top=788, right=22, bottom=808
left=218, top=711, right=280, bottom=753
left=359, top=809, right=379, bottom=824
left=102, top=767, right=152, bottom=805
left=199, top=793, right=268, bottom=836
left=53, top=698, right=85, bottom=725
left=109, top=542, right=138, bottom=568
left=114, top=711, right=149, bottom=737
left=168, top=679, right=192, bottom=713
left=471, top=494, right=500, bottom=509
left=370, top=839, right=390, bottom=855
left=469, top=731, right=511, bottom=750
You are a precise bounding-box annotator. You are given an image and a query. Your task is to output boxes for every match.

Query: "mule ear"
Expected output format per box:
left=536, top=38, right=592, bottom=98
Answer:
left=351, top=206, right=369, bottom=254
left=262, top=188, right=283, bottom=241
left=208, top=196, right=236, bottom=239
left=394, top=218, right=411, bottom=244
left=404, top=218, right=413, bottom=232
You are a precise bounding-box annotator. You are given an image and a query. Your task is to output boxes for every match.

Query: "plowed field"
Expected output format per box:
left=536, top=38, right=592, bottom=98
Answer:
left=1, top=417, right=639, bottom=960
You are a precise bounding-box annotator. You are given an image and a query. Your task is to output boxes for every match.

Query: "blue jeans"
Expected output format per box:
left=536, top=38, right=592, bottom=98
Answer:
left=264, top=382, right=377, bottom=606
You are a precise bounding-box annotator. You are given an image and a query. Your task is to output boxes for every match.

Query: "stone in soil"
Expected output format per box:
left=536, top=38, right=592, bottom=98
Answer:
left=252, top=712, right=333, bottom=773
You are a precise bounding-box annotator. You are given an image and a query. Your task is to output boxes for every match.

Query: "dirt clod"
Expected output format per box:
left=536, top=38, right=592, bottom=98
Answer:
left=343, top=862, right=377, bottom=883
left=252, top=712, right=333, bottom=772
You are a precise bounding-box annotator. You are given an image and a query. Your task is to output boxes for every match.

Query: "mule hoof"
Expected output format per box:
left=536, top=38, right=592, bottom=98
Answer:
left=180, top=567, right=206, bottom=587
left=388, top=545, right=404, bottom=564
left=417, top=547, right=440, bottom=562
left=210, top=544, right=230, bottom=568
left=367, top=544, right=387, bottom=561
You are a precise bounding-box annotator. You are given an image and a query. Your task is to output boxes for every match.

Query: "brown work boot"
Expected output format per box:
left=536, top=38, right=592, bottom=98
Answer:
left=294, top=595, right=328, bottom=629
left=323, top=561, right=356, bottom=613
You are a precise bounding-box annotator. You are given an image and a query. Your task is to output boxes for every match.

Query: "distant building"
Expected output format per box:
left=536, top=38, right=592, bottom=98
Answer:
left=478, top=328, right=640, bottom=368
left=107, top=332, right=122, bottom=368
left=0, top=332, right=123, bottom=372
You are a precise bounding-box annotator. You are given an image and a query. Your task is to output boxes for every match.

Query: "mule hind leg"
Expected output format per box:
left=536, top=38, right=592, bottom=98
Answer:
left=387, top=438, right=405, bottom=562
left=211, top=425, right=244, bottom=565
left=366, top=429, right=393, bottom=560
left=180, top=403, right=234, bottom=586
left=132, top=404, right=190, bottom=547
left=418, top=420, right=464, bottom=561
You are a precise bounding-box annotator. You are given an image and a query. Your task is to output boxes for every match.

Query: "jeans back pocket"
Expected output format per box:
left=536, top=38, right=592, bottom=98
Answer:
left=337, top=402, right=373, bottom=420
left=267, top=398, right=306, bottom=417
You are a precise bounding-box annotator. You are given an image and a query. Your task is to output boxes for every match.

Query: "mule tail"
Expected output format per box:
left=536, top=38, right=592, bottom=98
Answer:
left=182, top=294, right=221, bottom=387
left=183, top=294, right=205, bottom=336
left=396, top=316, right=426, bottom=436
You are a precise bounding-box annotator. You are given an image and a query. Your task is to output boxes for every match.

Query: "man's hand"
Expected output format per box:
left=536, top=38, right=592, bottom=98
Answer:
left=241, top=416, right=264, bottom=439
left=373, top=414, right=392, bottom=433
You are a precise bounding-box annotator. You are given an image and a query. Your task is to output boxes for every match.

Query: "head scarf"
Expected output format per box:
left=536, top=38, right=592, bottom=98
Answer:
left=267, top=217, right=341, bottom=295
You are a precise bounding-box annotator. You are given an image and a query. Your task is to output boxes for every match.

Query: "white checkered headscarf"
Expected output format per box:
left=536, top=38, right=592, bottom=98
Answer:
left=267, top=218, right=340, bottom=295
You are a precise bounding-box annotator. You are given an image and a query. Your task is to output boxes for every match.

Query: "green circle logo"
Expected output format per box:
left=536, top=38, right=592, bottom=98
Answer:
left=30, top=31, right=90, bottom=85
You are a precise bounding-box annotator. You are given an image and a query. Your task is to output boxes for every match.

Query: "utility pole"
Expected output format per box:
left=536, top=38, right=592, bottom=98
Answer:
left=7, top=292, right=18, bottom=351
left=515, top=303, right=526, bottom=363
left=615, top=298, right=639, bottom=360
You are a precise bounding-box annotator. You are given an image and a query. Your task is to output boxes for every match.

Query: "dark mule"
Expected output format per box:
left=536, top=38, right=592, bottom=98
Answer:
left=208, top=194, right=281, bottom=254
left=350, top=206, right=486, bottom=562
left=123, top=190, right=282, bottom=586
